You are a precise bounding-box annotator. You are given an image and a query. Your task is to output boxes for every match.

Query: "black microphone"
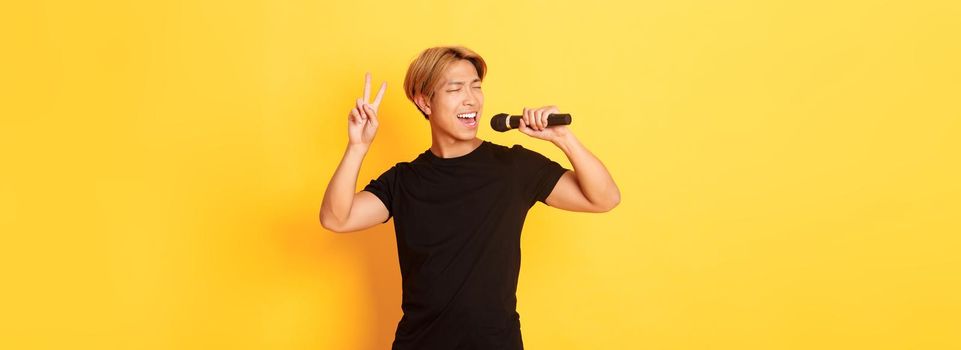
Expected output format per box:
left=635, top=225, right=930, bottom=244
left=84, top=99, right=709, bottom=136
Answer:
left=490, top=113, right=572, bottom=132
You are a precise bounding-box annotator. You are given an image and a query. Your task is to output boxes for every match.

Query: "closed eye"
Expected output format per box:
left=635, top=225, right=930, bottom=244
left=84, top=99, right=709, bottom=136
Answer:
left=448, top=86, right=480, bottom=92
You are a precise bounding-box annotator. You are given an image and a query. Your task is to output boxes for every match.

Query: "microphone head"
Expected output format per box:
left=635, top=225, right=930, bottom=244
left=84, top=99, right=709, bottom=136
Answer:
left=491, top=113, right=511, bottom=132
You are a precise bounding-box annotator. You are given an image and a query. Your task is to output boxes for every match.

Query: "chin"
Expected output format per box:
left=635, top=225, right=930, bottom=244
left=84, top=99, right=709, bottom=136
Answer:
left=455, top=132, right=477, bottom=141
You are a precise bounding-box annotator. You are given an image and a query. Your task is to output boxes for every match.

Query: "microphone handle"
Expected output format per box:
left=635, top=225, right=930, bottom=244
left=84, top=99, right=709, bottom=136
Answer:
left=506, top=113, right=572, bottom=130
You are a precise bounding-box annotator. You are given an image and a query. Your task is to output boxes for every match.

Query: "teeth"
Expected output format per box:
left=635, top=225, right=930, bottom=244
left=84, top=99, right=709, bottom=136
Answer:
left=457, top=112, right=477, bottom=119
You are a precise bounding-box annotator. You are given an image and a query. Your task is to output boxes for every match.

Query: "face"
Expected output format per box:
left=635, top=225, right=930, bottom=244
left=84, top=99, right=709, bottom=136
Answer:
left=419, top=59, right=484, bottom=141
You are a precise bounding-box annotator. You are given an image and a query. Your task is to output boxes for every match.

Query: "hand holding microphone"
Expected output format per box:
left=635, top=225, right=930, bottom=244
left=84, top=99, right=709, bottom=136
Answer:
left=491, top=105, right=572, bottom=142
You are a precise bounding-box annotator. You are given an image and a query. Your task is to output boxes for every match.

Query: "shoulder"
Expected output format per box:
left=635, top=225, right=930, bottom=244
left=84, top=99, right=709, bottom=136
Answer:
left=374, top=158, right=417, bottom=179
left=387, top=161, right=415, bottom=173
left=486, top=141, right=534, bottom=158
left=482, top=141, right=532, bottom=166
left=504, top=142, right=550, bottom=162
left=487, top=142, right=558, bottom=175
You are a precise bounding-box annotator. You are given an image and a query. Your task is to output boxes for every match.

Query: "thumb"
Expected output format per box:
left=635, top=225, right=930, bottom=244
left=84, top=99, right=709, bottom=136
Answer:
left=518, top=118, right=532, bottom=135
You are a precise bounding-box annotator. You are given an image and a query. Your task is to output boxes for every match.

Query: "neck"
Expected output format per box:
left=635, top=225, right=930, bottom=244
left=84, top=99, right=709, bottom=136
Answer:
left=429, top=134, right=483, bottom=158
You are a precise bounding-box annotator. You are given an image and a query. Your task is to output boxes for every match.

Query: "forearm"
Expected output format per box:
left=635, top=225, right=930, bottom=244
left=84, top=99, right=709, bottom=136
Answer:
left=552, top=133, right=621, bottom=209
left=320, top=144, right=369, bottom=225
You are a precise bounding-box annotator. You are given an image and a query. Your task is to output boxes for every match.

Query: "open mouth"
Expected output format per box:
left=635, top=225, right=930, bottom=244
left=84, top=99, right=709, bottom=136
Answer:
left=456, top=112, right=478, bottom=128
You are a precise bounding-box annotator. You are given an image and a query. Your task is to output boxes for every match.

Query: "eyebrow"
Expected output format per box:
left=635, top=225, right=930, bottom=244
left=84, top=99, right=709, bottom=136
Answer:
left=446, top=78, right=482, bottom=86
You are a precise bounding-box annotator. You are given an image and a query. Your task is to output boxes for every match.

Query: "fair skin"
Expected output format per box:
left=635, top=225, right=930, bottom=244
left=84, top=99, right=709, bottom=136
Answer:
left=415, top=60, right=485, bottom=158
left=319, top=62, right=620, bottom=233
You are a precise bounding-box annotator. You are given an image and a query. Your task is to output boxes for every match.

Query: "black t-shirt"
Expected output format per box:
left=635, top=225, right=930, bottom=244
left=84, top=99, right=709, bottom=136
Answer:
left=363, top=140, right=569, bottom=350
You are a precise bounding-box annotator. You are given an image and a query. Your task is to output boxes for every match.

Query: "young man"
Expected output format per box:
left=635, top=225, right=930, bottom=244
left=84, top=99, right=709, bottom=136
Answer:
left=320, top=46, right=620, bottom=349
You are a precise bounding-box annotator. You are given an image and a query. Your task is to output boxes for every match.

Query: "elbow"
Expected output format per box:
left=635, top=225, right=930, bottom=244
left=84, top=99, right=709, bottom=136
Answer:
left=596, top=193, right=621, bottom=213
left=319, top=211, right=345, bottom=233
left=320, top=219, right=341, bottom=233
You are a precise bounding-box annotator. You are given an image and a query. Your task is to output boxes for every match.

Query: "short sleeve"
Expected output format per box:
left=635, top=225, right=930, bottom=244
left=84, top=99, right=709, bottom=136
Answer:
left=511, top=145, right=570, bottom=205
left=362, top=165, right=398, bottom=223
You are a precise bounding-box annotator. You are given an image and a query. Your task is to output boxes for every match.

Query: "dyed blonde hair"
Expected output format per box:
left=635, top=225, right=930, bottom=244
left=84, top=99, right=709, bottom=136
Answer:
left=404, top=46, right=487, bottom=120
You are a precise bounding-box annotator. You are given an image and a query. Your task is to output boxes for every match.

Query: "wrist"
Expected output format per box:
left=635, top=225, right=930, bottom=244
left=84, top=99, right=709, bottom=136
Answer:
left=551, top=132, right=578, bottom=151
left=346, top=143, right=370, bottom=154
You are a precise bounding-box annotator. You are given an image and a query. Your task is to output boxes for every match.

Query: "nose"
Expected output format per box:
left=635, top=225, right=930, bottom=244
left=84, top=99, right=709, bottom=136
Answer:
left=464, top=87, right=478, bottom=106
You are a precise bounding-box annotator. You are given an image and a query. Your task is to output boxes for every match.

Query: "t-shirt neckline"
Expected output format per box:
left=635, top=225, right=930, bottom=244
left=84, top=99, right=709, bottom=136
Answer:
left=423, top=140, right=489, bottom=164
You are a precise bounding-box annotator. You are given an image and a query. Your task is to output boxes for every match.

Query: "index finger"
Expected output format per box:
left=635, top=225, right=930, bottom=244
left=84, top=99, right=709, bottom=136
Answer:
left=363, top=72, right=371, bottom=103
left=372, top=81, right=387, bottom=109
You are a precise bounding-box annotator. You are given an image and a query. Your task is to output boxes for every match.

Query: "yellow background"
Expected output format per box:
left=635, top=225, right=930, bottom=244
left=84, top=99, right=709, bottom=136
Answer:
left=2, top=0, right=959, bottom=349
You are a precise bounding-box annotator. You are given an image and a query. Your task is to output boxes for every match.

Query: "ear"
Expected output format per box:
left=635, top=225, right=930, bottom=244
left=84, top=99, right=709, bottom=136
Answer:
left=415, top=94, right=431, bottom=116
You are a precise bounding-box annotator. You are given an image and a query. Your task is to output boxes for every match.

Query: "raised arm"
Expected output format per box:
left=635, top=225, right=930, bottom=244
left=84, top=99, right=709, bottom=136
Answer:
left=518, top=105, right=621, bottom=213
left=319, top=72, right=390, bottom=233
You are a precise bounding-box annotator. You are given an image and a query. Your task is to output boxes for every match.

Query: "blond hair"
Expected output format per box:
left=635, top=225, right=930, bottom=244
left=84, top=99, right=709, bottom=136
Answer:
left=404, top=46, right=487, bottom=120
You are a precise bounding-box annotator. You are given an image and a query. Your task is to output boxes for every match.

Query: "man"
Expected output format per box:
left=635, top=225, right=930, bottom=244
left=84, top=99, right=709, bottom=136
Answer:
left=320, top=46, right=620, bottom=349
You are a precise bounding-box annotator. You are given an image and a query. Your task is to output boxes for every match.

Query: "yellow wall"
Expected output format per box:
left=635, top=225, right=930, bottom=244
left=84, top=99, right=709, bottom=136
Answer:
left=3, top=0, right=959, bottom=349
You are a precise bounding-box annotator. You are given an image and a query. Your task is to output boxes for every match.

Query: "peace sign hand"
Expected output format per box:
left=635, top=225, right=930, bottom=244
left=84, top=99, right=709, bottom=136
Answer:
left=347, top=72, right=387, bottom=147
